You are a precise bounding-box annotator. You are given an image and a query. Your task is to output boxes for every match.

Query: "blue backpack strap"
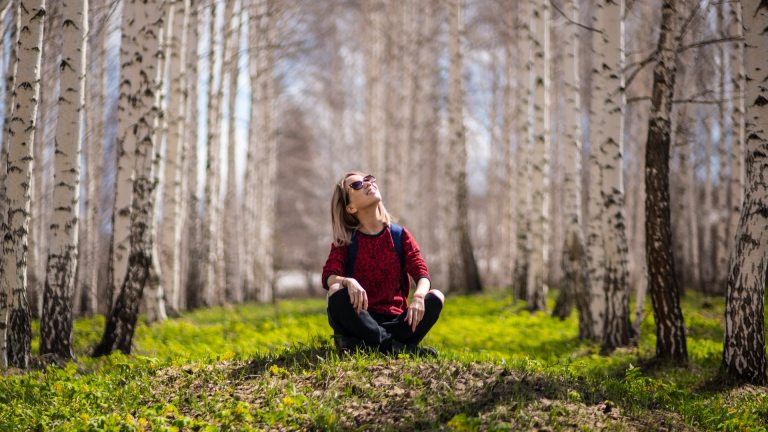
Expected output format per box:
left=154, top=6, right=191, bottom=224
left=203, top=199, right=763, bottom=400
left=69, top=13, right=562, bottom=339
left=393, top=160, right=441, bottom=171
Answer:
left=389, top=223, right=408, bottom=291
left=345, top=230, right=358, bottom=277
left=389, top=223, right=405, bottom=267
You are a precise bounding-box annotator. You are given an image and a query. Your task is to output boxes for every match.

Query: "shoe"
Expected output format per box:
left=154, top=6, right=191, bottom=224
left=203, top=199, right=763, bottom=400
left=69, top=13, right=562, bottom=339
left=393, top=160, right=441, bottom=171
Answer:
left=334, top=334, right=364, bottom=353
left=407, top=344, right=438, bottom=357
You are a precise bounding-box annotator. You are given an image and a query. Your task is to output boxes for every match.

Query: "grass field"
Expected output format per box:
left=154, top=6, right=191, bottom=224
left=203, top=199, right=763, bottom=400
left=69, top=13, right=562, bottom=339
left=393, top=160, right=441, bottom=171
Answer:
left=1, top=290, right=766, bottom=431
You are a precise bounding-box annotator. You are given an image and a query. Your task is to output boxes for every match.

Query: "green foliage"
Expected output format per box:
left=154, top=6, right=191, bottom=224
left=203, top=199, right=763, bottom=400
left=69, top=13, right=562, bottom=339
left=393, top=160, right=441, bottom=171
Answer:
left=1, top=292, right=766, bottom=431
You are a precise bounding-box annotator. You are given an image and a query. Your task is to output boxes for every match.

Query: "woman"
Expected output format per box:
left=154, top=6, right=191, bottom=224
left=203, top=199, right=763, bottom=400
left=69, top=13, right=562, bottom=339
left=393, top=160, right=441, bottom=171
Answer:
left=322, top=171, right=445, bottom=355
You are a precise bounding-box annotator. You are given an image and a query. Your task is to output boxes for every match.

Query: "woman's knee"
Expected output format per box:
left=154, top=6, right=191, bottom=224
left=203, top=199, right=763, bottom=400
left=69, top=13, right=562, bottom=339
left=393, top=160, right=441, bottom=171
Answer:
left=327, top=285, right=350, bottom=306
left=426, top=289, right=445, bottom=305
left=328, top=283, right=345, bottom=297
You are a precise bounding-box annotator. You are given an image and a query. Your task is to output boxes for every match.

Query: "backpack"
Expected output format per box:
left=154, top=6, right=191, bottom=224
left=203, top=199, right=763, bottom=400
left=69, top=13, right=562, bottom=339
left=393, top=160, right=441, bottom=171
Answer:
left=345, top=223, right=408, bottom=292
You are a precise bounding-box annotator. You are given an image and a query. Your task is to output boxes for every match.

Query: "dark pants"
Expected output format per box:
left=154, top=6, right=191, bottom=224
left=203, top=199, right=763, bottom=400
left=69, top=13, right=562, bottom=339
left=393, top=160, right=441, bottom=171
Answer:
left=327, top=287, right=443, bottom=351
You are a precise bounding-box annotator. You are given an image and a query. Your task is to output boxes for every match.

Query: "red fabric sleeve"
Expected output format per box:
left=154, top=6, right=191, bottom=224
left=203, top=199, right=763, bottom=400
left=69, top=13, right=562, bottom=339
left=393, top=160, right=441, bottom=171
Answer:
left=321, top=243, right=348, bottom=290
left=402, top=227, right=430, bottom=283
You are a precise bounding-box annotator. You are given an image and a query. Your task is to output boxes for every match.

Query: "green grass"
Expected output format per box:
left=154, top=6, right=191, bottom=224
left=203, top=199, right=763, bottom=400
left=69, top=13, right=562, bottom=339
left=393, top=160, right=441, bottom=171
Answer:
left=1, top=291, right=766, bottom=431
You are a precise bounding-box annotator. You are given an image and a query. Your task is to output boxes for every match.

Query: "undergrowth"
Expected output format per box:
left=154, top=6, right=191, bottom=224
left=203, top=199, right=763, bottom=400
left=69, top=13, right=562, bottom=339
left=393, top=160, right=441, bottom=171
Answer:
left=0, top=292, right=766, bottom=431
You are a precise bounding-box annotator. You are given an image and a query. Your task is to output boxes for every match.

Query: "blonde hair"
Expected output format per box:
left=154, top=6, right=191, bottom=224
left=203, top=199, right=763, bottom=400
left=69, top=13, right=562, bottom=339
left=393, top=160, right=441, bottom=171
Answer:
left=331, top=171, right=391, bottom=246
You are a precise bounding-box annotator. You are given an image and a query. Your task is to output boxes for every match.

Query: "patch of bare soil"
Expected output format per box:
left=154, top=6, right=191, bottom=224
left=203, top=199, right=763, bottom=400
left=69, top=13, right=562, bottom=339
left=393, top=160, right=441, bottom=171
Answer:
left=152, top=358, right=695, bottom=431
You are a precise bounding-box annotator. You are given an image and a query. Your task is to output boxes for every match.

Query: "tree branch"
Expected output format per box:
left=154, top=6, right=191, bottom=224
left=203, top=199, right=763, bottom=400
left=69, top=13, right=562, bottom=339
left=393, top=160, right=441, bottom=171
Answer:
left=627, top=96, right=729, bottom=105
left=549, top=0, right=602, bottom=33
left=678, top=36, right=744, bottom=53
left=624, top=35, right=742, bottom=89
left=625, top=53, right=658, bottom=88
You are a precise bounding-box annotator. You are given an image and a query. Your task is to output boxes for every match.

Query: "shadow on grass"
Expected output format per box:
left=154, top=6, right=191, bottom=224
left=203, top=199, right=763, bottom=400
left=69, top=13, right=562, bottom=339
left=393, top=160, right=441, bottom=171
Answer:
left=229, top=339, right=338, bottom=379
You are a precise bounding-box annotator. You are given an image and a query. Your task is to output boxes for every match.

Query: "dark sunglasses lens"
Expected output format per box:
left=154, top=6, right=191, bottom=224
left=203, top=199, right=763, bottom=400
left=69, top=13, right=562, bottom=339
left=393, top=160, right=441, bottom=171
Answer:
left=349, top=181, right=364, bottom=190
left=364, top=175, right=375, bottom=183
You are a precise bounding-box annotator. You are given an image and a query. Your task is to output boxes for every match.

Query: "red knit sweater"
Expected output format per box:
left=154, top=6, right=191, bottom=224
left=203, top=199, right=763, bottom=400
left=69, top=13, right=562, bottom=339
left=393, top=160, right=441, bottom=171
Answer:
left=322, top=225, right=430, bottom=315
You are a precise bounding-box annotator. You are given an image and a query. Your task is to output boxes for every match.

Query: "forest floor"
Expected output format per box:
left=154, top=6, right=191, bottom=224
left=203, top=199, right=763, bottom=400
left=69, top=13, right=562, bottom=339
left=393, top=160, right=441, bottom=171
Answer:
left=1, top=290, right=766, bottom=431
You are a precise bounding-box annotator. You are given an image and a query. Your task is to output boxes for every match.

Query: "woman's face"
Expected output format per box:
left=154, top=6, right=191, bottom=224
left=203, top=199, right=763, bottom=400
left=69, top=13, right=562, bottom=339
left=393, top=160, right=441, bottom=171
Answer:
left=344, top=174, right=381, bottom=211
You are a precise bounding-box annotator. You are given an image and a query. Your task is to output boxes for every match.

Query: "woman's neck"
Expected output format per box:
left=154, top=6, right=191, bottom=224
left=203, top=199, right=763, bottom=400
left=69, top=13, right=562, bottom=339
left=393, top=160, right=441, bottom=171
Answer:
left=356, top=206, right=385, bottom=235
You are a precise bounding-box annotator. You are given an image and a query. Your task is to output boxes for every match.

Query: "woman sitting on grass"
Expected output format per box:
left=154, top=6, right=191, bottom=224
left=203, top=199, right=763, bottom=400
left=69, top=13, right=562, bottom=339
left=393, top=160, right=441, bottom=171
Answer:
left=322, top=171, right=444, bottom=356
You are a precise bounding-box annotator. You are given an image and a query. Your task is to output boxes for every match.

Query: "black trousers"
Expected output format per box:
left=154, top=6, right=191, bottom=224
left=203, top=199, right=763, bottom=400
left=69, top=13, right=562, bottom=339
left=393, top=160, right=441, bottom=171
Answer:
left=327, top=287, right=443, bottom=351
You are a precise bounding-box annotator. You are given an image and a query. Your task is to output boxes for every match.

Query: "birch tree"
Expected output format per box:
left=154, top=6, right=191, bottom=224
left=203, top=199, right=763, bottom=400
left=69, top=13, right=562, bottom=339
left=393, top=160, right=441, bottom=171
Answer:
left=598, top=0, right=632, bottom=350
left=555, top=0, right=590, bottom=336
left=243, top=0, right=262, bottom=301
left=713, top=3, right=730, bottom=290
left=645, top=0, right=687, bottom=363
left=446, top=0, right=481, bottom=294
left=78, top=0, right=106, bottom=317
left=29, top=1, right=58, bottom=321
left=254, top=0, right=277, bottom=302
left=94, top=0, right=163, bottom=357
left=203, top=1, right=223, bottom=306
left=512, top=0, right=532, bottom=301
left=161, top=0, right=189, bottom=314
left=587, top=2, right=608, bottom=340
left=109, top=0, right=147, bottom=312
left=525, top=0, right=550, bottom=311
left=722, top=0, right=768, bottom=385
left=0, top=0, right=18, bottom=368
left=182, top=1, right=200, bottom=309
left=224, top=0, right=243, bottom=303
left=1, top=0, right=46, bottom=369
left=728, top=0, right=745, bottom=257
left=40, top=0, right=87, bottom=361
left=364, top=0, right=385, bottom=176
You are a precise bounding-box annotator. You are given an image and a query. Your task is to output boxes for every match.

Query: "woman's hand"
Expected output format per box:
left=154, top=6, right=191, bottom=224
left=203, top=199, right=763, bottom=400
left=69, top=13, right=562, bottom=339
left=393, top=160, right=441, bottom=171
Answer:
left=405, top=296, right=425, bottom=332
left=342, top=278, right=368, bottom=313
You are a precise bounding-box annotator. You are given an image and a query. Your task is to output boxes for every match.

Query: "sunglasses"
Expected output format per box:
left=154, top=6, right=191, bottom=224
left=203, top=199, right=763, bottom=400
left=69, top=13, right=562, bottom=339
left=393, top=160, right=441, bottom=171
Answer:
left=347, top=175, right=376, bottom=191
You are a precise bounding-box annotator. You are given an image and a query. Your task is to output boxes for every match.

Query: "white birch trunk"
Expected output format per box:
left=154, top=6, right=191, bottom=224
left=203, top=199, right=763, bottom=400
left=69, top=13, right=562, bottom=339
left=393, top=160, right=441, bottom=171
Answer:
left=29, top=2, right=57, bottom=321
left=40, top=0, right=87, bottom=360
left=181, top=2, right=199, bottom=310
left=109, top=0, right=148, bottom=312
left=500, top=10, right=516, bottom=288
left=446, top=0, right=481, bottom=294
left=486, top=50, right=500, bottom=281
left=728, top=1, right=745, bottom=259
left=94, top=0, right=163, bottom=356
left=512, top=0, right=532, bottom=301
left=224, top=0, right=243, bottom=303
left=722, top=0, right=768, bottom=385
left=383, top=1, right=405, bottom=222
left=702, top=115, right=715, bottom=289
left=598, top=0, right=632, bottom=349
left=256, top=0, right=277, bottom=303
left=243, top=0, right=263, bottom=301
left=526, top=0, right=550, bottom=311
left=645, top=0, right=687, bottom=362
left=161, top=0, right=189, bottom=315
left=713, top=3, right=730, bottom=290
left=203, top=1, right=223, bottom=306
left=79, top=0, right=105, bottom=317
left=587, top=0, right=608, bottom=340
left=2, top=0, right=46, bottom=368
left=364, top=0, right=385, bottom=176
left=0, top=1, right=18, bottom=368
left=143, top=0, right=171, bottom=324
left=556, top=0, right=590, bottom=334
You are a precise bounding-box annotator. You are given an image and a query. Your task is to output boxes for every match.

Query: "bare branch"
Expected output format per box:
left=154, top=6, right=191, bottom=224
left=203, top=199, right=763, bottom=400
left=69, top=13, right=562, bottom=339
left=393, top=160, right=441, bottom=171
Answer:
left=625, top=53, right=657, bottom=88
left=549, top=0, right=602, bottom=33
left=624, top=34, right=743, bottom=89
left=627, top=96, right=730, bottom=105
left=679, top=0, right=710, bottom=42
left=678, top=36, right=744, bottom=53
